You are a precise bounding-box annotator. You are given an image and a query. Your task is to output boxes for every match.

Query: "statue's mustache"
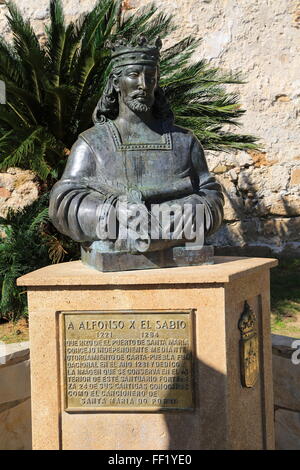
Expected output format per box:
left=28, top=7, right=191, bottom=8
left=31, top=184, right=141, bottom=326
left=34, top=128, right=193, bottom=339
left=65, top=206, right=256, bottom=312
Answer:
left=128, top=91, right=148, bottom=99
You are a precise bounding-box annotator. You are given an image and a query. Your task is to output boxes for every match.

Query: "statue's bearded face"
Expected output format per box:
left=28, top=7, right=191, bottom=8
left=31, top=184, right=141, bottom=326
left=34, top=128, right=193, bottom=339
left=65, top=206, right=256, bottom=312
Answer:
left=113, top=64, right=158, bottom=113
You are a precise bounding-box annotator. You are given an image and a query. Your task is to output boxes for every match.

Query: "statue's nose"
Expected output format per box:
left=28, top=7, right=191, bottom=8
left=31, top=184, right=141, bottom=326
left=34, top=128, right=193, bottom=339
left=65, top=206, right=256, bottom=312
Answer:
left=138, top=73, right=147, bottom=90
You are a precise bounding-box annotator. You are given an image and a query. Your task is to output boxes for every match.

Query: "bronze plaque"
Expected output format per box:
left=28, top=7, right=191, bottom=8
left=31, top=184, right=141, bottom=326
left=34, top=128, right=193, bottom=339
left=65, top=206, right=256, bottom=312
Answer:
left=61, top=310, right=194, bottom=412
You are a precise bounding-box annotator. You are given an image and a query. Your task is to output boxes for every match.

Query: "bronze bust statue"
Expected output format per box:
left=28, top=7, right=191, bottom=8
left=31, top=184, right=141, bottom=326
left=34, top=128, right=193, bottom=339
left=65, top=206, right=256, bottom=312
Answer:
left=49, top=36, right=224, bottom=271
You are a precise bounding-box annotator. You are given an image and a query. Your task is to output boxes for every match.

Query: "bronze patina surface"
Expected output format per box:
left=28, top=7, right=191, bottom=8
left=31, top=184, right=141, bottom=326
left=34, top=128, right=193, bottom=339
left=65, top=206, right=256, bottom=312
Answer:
left=81, top=244, right=214, bottom=271
left=49, top=36, right=224, bottom=271
left=61, top=310, right=194, bottom=412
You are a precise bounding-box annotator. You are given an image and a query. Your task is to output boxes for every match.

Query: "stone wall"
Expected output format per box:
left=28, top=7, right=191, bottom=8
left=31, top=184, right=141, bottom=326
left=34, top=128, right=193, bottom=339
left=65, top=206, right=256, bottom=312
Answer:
left=272, top=334, right=300, bottom=450
left=0, top=341, right=31, bottom=450
left=0, top=168, right=39, bottom=218
left=0, top=0, right=299, bottom=255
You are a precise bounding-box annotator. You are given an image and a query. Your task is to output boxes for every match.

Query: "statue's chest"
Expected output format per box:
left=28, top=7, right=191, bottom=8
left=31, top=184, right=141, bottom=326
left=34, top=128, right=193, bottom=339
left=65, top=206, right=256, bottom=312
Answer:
left=98, top=149, right=184, bottom=186
left=92, top=121, right=190, bottom=187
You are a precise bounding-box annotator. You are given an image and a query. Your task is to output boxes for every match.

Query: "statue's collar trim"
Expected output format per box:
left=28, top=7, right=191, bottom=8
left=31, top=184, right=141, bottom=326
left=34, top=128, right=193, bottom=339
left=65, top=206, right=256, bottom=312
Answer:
left=106, top=119, right=173, bottom=151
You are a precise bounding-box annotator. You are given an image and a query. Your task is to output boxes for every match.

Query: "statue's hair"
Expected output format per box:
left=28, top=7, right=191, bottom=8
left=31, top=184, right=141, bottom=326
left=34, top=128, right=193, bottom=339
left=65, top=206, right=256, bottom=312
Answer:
left=92, top=69, right=174, bottom=124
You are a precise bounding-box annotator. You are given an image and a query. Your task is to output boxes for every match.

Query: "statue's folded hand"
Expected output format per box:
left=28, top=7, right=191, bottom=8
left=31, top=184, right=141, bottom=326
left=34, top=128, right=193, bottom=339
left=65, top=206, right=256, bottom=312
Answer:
left=117, top=197, right=148, bottom=228
left=116, top=197, right=150, bottom=253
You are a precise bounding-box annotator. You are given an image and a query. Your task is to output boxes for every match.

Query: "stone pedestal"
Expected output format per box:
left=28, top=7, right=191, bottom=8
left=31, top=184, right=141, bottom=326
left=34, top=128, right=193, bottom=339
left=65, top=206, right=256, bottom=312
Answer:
left=17, top=256, right=277, bottom=450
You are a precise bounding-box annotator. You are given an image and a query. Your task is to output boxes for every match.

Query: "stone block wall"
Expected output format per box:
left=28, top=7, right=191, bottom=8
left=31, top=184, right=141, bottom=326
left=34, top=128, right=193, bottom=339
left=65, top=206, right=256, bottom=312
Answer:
left=0, top=0, right=299, bottom=255
left=0, top=168, right=39, bottom=218
left=0, top=341, right=31, bottom=450
left=272, top=334, right=300, bottom=450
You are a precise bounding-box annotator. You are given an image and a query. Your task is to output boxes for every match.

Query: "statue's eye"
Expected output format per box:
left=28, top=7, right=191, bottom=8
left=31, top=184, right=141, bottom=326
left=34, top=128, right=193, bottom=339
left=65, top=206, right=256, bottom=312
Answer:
left=128, top=72, right=139, bottom=78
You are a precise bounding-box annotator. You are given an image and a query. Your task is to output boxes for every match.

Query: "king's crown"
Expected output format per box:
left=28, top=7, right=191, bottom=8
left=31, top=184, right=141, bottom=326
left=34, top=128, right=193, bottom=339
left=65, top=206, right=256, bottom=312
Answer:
left=106, top=35, right=162, bottom=69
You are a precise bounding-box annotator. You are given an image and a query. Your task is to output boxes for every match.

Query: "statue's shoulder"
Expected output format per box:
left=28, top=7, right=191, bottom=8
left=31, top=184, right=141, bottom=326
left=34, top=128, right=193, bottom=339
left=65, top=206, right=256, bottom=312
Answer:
left=166, top=121, right=205, bottom=159
left=78, top=122, right=109, bottom=146
left=166, top=121, right=197, bottom=144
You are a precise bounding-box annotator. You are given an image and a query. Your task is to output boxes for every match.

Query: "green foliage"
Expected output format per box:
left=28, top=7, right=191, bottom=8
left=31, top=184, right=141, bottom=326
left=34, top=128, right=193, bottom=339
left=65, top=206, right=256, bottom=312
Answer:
left=0, top=195, right=49, bottom=320
left=0, top=0, right=259, bottom=319
left=0, top=193, right=80, bottom=320
left=271, top=259, right=300, bottom=321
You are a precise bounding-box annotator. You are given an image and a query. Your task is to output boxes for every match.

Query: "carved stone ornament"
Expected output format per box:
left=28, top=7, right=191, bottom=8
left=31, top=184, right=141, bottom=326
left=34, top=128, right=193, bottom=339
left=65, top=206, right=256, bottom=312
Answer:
left=238, top=301, right=259, bottom=388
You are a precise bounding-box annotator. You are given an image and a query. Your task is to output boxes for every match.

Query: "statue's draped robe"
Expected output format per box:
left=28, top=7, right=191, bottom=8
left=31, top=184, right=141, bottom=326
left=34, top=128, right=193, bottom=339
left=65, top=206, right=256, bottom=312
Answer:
left=49, top=119, right=224, bottom=246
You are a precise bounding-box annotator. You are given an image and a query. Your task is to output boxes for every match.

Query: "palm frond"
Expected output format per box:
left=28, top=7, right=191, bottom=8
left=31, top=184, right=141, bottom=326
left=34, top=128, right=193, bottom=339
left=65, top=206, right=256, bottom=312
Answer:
left=0, top=194, right=51, bottom=320
left=4, top=80, right=42, bottom=123
left=0, top=127, right=49, bottom=174
left=0, top=37, right=24, bottom=86
left=0, top=107, right=24, bottom=130
left=5, top=1, right=46, bottom=102
left=116, top=3, right=173, bottom=40
left=44, top=0, right=66, bottom=87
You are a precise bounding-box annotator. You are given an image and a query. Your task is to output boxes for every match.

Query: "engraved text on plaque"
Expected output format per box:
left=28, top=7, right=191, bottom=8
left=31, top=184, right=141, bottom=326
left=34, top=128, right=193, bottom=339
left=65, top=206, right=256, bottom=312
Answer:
left=61, top=311, right=194, bottom=412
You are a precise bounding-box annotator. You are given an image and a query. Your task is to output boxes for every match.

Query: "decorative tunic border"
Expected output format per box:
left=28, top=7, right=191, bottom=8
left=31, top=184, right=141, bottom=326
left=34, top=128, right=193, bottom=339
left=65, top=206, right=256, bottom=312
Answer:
left=106, top=119, right=173, bottom=151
